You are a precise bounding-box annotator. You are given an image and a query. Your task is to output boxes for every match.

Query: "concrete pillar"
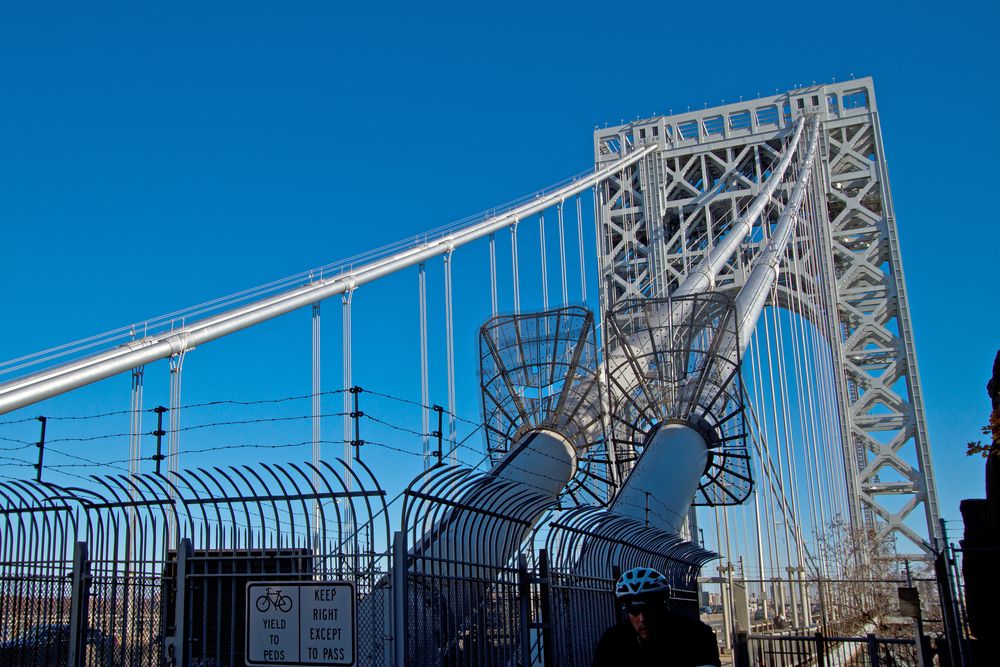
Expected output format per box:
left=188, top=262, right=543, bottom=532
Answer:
left=720, top=565, right=732, bottom=651
left=787, top=566, right=800, bottom=628
left=798, top=567, right=812, bottom=626
left=773, top=577, right=785, bottom=621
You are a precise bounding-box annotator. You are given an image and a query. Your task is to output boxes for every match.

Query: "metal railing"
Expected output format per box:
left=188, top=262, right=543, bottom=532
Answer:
left=736, top=631, right=917, bottom=667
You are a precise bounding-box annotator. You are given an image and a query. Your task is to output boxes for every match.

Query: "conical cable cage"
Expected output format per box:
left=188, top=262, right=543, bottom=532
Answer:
left=605, top=293, right=752, bottom=505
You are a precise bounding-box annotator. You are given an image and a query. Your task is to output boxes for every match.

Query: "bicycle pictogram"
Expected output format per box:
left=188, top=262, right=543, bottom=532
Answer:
left=255, top=587, right=293, bottom=613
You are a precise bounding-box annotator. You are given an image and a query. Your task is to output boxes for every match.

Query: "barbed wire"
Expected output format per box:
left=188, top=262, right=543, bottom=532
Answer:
left=0, top=387, right=473, bottom=434
left=0, top=434, right=35, bottom=446
left=0, top=416, right=39, bottom=426
left=0, top=423, right=488, bottom=474
left=0, top=440, right=35, bottom=451
left=363, top=389, right=483, bottom=427
left=0, top=386, right=625, bottom=515
left=363, top=414, right=429, bottom=438
left=172, top=389, right=347, bottom=411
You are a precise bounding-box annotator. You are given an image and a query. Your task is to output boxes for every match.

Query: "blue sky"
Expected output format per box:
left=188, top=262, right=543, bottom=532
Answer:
left=1, top=1, right=998, bottom=544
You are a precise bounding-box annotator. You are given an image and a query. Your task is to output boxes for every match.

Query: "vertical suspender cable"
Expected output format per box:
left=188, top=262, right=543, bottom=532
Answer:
left=489, top=233, right=498, bottom=317
left=341, top=289, right=355, bottom=544
left=790, top=233, right=828, bottom=550
left=763, top=308, right=794, bottom=573
left=511, top=222, right=521, bottom=314
left=771, top=288, right=808, bottom=581
left=750, top=336, right=780, bottom=602
left=128, top=363, right=144, bottom=560
left=167, top=348, right=185, bottom=547
left=311, top=301, right=322, bottom=549
left=806, top=174, right=848, bottom=526
left=781, top=241, right=819, bottom=550
left=592, top=185, right=607, bottom=352
left=168, top=351, right=184, bottom=479
left=577, top=195, right=587, bottom=303
left=129, top=366, right=144, bottom=478
left=803, top=172, right=837, bottom=525
left=419, top=263, right=430, bottom=469
left=779, top=146, right=821, bottom=566
left=342, top=290, right=353, bottom=470
left=557, top=201, right=569, bottom=306
left=815, top=238, right=847, bottom=524
left=539, top=212, right=549, bottom=311
left=753, top=489, right=767, bottom=614
left=444, top=250, right=457, bottom=458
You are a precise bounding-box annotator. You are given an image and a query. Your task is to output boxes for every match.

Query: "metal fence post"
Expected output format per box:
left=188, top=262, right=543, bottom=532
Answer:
left=815, top=631, right=826, bottom=667
left=935, top=547, right=965, bottom=667
left=392, top=531, right=407, bottom=667
left=67, top=541, right=90, bottom=667
left=165, top=538, right=192, bottom=667
left=33, top=415, right=46, bottom=482
left=733, top=631, right=750, bottom=667
left=867, top=633, right=881, bottom=667
left=538, top=549, right=555, bottom=667
left=518, top=554, right=531, bottom=667
left=350, top=386, right=365, bottom=460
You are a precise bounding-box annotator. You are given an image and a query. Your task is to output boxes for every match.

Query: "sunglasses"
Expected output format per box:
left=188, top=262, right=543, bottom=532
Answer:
left=625, top=603, right=661, bottom=616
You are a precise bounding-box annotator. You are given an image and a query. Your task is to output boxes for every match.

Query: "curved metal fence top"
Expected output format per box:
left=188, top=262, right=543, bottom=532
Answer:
left=401, top=462, right=556, bottom=570
left=0, top=458, right=389, bottom=562
left=542, top=506, right=717, bottom=589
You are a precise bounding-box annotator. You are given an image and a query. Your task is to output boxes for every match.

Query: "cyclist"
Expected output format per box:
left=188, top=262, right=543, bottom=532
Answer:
left=592, top=567, right=721, bottom=667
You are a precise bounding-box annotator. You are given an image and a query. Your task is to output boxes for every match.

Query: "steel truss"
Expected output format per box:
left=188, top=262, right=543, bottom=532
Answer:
left=594, top=78, right=941, bottom=555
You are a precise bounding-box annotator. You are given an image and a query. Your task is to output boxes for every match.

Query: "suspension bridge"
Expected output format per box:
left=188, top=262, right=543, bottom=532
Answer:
left=0, top=77, right=962, bottom=666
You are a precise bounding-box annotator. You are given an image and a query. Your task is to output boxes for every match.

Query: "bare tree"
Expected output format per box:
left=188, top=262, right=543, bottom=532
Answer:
left=814, top=519, right=901, bottom=636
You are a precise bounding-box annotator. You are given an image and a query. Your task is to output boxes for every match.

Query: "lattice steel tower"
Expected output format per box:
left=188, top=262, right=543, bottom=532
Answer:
left=593, top=78, right=941, bottom=556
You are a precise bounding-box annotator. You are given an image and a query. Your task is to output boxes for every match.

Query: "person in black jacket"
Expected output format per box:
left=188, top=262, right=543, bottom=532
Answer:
left=593, top=567, right=721, bottom=667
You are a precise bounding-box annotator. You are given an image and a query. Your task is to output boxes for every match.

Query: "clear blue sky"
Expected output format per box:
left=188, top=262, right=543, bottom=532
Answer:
left=1, top=1, right=997, bottom=539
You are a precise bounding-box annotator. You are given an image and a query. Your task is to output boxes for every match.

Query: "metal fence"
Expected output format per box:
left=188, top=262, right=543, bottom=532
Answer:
left=539, top=506, right=716, bottom=666
left=1, top=453, right=722, bottom=667
left=17, top=451, right=956, bottom=667
left=398, top=463, right=552, bottom=667
left=737, top=631, right=918, bottom=667
left=0, top=459, right=390, bottom=667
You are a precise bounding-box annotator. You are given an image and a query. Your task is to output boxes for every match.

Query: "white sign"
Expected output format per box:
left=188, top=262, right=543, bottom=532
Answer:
left=246, top=581, right=356, bottom=666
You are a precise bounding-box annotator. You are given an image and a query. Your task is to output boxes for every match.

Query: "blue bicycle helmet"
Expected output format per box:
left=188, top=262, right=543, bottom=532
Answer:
left=615, top=567, right=672, bottom=601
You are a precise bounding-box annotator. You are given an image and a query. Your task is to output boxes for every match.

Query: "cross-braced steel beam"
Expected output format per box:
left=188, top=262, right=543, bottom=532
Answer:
left=594, top=78, right=941, bottom=556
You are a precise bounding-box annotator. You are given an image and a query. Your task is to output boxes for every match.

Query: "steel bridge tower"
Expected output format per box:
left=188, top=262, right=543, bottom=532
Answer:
left=593, top=77, right=941, bottom=556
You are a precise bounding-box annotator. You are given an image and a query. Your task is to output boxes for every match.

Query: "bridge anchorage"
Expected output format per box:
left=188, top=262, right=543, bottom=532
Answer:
left=0, top=77, right=961, bottom=666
